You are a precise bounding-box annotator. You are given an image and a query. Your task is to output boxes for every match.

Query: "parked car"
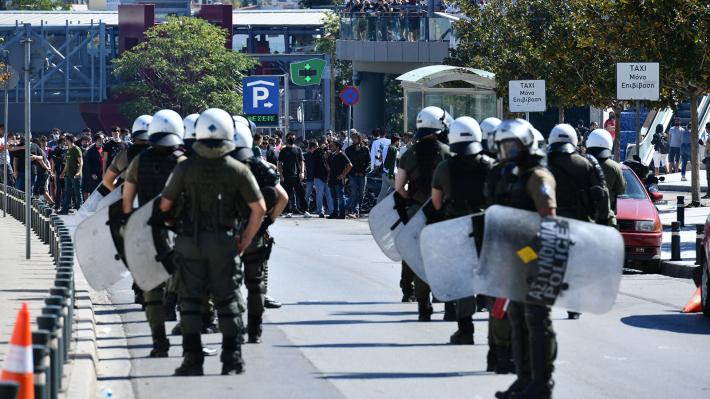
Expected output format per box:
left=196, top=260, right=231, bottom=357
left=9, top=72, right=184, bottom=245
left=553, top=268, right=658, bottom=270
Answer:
left=698, top=214, right=710, bottom=317
left=616, top=165, right=663, bottom=273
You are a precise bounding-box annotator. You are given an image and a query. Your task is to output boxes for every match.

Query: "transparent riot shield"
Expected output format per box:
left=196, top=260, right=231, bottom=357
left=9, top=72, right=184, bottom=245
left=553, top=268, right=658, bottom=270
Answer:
left=420, top=214, right=480, bottom=301
left=124, top=197, right=175, bottom=291
left=394, top=200, right=435, bottom=282
left=476, top=205, right=624, bottom=314
left=97, top=184, right=123, bottom=211
left=74, top=198, right=130, bottom=290
left=368, top=192, right=405, bottom=261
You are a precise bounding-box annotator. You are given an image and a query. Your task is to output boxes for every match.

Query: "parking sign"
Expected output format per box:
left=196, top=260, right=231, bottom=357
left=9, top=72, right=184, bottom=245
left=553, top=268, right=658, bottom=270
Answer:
left=243, top=76, right=280, bottom=116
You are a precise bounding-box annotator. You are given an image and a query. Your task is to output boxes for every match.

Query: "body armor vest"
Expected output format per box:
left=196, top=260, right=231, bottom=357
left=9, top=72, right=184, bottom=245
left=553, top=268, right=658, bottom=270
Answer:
left=446, top=154, right=492, bottom=217
left=136, top=147, right=180, bottom=206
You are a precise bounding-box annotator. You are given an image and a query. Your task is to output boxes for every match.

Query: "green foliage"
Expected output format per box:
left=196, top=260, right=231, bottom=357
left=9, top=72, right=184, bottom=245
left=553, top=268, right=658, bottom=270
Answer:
left=113, top=16, right=256, bottom=121
left=6, top=0, right=68, bottom=10
left=299, top=0, right=342, bottom=9
left=316, top=12, right=353, bottom=131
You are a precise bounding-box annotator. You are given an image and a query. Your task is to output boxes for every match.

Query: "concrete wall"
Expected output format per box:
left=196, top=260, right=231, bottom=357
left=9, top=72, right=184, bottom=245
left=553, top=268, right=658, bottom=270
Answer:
left=1, top=103, right=88, bottom=136
left=353, top=72, right=384, bottom=136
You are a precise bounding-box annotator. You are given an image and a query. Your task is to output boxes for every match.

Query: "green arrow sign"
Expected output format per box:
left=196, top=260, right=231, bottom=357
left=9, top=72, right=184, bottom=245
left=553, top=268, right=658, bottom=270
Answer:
left=290, top=58, right=325, bottom=86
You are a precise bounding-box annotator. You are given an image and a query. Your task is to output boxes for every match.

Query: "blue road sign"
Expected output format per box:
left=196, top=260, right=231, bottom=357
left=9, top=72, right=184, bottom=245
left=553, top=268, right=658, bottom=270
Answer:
left=339, top=86, right=360, bottom=106
left=243, top=76, right=280, bottom=116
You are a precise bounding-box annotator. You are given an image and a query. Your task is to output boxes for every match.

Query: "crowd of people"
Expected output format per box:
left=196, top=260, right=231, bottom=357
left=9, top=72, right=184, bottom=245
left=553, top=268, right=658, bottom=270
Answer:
left=0, top=126, right=132, bottom=214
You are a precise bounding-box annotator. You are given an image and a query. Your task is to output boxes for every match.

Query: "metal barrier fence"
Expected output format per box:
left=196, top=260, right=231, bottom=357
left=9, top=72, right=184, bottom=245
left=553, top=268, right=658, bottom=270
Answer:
left=0, top=186, right=75, bottom=399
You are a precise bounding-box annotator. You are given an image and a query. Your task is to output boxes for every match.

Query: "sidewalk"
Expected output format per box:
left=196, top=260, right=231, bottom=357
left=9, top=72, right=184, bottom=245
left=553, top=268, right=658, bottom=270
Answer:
left=657, top=171, right=708, bottom=192
left=0, top=215, right=56, bottom=361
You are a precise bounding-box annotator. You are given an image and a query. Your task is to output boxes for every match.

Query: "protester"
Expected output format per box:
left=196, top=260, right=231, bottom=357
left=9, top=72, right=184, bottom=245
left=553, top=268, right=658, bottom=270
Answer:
left=344, top=131, right=370, bottom=218
left=327, top=141, right=352, bottom=219
left=58, top=134, right=83, bottom=214
left=278, top=132, right=308, bottom=217
left=82, top=134, right=104, bottom=199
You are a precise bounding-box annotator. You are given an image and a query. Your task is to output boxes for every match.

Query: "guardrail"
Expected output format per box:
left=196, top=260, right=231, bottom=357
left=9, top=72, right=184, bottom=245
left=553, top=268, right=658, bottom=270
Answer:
left=0, top=186, right=75, bottom=399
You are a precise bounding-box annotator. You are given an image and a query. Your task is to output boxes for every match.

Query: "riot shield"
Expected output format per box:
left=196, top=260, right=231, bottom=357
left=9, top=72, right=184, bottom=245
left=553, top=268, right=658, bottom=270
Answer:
left=74, top=198, right=130, bottom=290
left=420, top=214, right=479, bottom=301
left=394, top=200, right=435, bottom=282
left=368, top=193, right=405, bottom=261
left=97, top=184, right=123, bottom=211
left=124, top=197, right=175, bottom=291
left=76, top=186, right=105, bottom=218
left=476, top=205, right=624, bottom=314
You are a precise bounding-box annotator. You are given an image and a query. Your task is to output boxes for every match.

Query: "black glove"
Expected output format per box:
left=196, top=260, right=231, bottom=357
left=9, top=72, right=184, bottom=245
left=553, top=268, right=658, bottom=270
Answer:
left=393, top=191, right=410, bottom=224
left=258, top=217, right=274, bottom=235
left=148, top=211, right=170, bottom=227
left=117, top=211, right=131, bottom=226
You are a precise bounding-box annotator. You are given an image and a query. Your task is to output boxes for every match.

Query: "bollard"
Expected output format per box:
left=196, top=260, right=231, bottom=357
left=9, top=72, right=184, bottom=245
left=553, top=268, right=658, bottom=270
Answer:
left=37, top=315, right=60, bottom=399
left=677, top=196, right=685, bottom=227
left=45, top=296, right=69, bottom=357
left=54, top=279, right=74, bottom=343
left=32, top=330, right=51, bottom=399
left=696, top=224, right=705, bottom=265
left=42, top=306, right=65, bottom=368
left=0, top=381, right=19, bottom=399
left=33, top=345, right=49, bottom=399
left=671, top=221, right=682, bottom=261
left=49, top=287, right=72, bottom=341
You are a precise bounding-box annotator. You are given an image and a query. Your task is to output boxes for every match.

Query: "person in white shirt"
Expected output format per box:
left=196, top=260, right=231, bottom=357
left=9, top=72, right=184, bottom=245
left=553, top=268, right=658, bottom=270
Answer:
left=369, top=128, right=391, bottom=172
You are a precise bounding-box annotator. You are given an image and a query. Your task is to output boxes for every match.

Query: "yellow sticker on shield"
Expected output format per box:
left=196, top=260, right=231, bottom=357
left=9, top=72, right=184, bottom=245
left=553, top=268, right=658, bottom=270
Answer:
left=517, top=246, right=538, bottom=264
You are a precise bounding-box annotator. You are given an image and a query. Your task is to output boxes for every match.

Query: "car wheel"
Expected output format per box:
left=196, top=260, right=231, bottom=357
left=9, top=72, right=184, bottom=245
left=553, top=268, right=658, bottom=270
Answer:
left=702, top=265, right=710, bottom=318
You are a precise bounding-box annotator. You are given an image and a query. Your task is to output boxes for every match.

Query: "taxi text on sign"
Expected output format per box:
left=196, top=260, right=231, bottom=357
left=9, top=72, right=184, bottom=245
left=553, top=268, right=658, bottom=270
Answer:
left=616, top=62, right=660, bottom=101
left=508, top=80, right=546, bottom=113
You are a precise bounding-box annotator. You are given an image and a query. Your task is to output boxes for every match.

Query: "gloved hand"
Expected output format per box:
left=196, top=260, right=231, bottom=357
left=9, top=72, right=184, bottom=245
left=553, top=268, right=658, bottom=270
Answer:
left=393, top=191, right=410, bottom=224
left=148, top=211, right=170, bottom=227
left=117, top=211, right=131, bottom=226
left=258, top=217, right=274, bottom=236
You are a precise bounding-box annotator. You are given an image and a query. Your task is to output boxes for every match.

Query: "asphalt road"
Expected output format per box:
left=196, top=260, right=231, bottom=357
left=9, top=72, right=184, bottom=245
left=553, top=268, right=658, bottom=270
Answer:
left=90, top=217, right=710, bottom=399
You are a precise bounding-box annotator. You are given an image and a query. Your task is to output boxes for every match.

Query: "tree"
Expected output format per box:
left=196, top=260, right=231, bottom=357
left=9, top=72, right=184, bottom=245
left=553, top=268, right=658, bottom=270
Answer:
left=113, top=17, right=256, bottom=121
left=5, top=0, right=69, bottom=10
left=299, top=0, right=341, bottom=9
left=316, top=11, right=352, bottom=132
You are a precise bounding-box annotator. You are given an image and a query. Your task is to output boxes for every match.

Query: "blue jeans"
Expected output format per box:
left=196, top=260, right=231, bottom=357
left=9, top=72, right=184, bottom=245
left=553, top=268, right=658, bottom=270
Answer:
left=304, top=179, right=314, bottom=211
left=347, top=175, right=366, bottom=214
left=314, top=178, right=333, bottom=215
left=681, top=144, right=691, bottom=176
left=61, top=175, right=82, bottom=211
left=15, top=172, right=36, bottom=192
left=329, top=182, right=345, bottom=216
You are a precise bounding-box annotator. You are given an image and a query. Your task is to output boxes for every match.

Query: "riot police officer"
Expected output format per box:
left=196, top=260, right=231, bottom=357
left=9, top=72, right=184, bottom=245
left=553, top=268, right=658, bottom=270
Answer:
left=230, top=116, right=288, bottom=344
left=489, top=120, right=558, bottom=399
left=103, top=115, right=152, bottom=191
left=159, top=108, right=266, bottom=376
left=586, top=128, right=626, bottom=214
left=182, top=113, right=200, bottom=156
left=121, top=109, right=186, bottom=358
left=395, top=106, right=452, bottom=321
left=480, top=117, right=502, bottom=157
left=430, top=116, right=493, bottom=345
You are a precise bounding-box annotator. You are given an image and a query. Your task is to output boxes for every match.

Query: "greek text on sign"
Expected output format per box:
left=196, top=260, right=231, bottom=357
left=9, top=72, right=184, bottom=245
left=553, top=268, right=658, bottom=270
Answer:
left=616, top=62, right=659, bottom=101
left=509, top=80, right=546, bottom=113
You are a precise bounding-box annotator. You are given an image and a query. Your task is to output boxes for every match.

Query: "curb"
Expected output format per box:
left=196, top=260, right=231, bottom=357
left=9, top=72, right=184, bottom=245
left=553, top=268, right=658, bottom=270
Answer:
left=659, top=184, right=708, bottom=192
left=62, top=258, right=99, bottom=399
left=660, top=260, right=697, bottom=279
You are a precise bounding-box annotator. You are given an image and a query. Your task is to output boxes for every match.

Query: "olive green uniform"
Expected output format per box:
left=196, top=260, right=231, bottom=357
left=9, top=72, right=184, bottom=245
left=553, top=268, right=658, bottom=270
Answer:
left=399, top=138, right=450, bottom=317
left=431, top=153, right=493, bottom=343
left=162, top=141, right=262, bottom=371
left=599, top=157, right=625, bottom=212
left=489, top=160, right=558, bottom=396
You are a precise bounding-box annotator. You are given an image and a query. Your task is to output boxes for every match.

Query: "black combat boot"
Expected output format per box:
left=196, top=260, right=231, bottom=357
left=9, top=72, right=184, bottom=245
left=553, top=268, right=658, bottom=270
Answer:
left=247, top=316, right=262, bottom=344
left=149, top=325, right=170, bottom=358
left=132, top=283, right=144, bottom=306
left=417, top=299, right=433, bottom=321
left=509, top=379, right=554, bottom=399
left=174, top=334, right=204, bottom=376
left=494, top=378, right=530, bottom=399
left=449, top=318, right=474, bottom=345
left=495, top=346, right=516, bottom=374
left=264, top=295, right=282, bottom=309
left=486, top=346, right=497, bottom=372
left=164, top=292, right=178, bottom=322
left=443, top=301, right=457, bottom=321
left=221, top=336, right=245, bottom=375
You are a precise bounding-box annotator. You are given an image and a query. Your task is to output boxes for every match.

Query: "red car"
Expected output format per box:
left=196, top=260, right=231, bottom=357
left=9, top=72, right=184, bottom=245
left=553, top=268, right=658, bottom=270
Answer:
left=699, top=214, right=710, bottom=317
left=616, top=165, right=663, bottom=273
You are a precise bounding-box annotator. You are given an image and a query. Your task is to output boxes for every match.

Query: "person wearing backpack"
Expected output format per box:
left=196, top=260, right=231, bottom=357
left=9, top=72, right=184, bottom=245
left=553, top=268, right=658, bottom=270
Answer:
left=651, top=124, right=669, bottom=176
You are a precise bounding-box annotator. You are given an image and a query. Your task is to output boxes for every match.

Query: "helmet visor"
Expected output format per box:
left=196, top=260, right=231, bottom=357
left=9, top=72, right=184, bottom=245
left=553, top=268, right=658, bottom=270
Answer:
left=498, top=139, right=523, bottom=161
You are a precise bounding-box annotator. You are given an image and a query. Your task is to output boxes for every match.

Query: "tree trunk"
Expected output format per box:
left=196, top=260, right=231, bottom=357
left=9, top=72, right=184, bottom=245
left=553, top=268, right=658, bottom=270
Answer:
left=690, top=91, right=700, bottom=205
left=613, top=106, right=622, bottom=162
left=558, top=107, right=565, bottom=123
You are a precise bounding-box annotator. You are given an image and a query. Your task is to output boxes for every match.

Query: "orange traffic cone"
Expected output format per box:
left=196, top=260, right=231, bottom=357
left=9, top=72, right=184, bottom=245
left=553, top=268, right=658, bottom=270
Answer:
left=681, top=288, right=702, bottom=313
left=1, top=303, right=34, bottom=399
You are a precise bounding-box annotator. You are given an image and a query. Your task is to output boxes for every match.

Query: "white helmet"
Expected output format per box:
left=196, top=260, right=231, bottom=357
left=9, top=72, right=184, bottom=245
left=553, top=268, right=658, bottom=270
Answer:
left=449, top=116, right=483, bottom=155
left=480, top=117, right=502, bottom=153
left=195, top=108, right=234, bottom=142
left=495, top=119, right=541, bottom=161
left=131, top=115, right=152, bottom=141
left=233, top=120, right=254, bottom=148
left=515, top=118, right=546, bottom=152
left=415, top=106, right=453, bottom=139
left=147, top=109, right=184, bottom=147
left=183, top=113, right=200, bottom=143
left=548, top=123, right=579, bottom=154
left=586, top=128, right=613, bottom=158
left=233, top=115, right=257, bottom=134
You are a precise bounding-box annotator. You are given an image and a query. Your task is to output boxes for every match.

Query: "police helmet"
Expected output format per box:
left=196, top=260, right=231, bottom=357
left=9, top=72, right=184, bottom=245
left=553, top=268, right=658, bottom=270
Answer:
left=415, top=106, right=453, bottom=140
left=147, top=109, right=184, bottom=147
left=233, top=115, right=257, bottom=134
left=195, top=108, right=235, bottom=143
left=131, top=115, right=152, bottom=141
left=495, top=119, right=542, bottom=161
left=182, top=113, right=200, bottom=146
left=586, top=128, right=613, bottom=158
left=448, top=116, right=483, bottom=155
left=233, top=120, right=254, bottom=149
left=515, top=118, right=546, bottom=151
left=480, top=117, right=502, bottom=153
left=548, top=124, right=579, bottom=154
